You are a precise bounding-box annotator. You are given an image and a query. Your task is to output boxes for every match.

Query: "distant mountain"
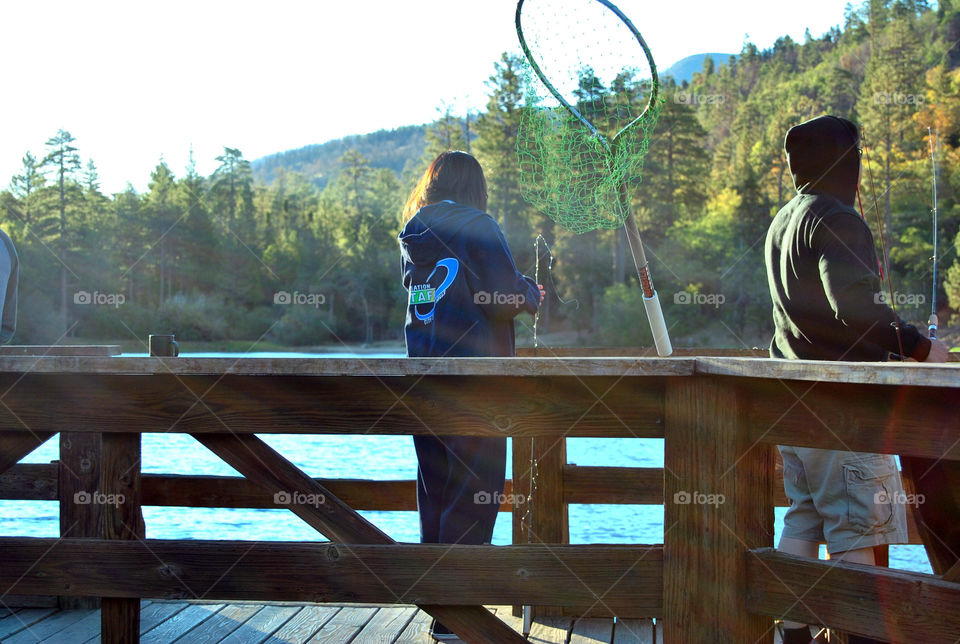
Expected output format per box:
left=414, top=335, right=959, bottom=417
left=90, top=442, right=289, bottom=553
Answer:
left=252, top=54, right=737, bottom=186
left=252, top=125, right=426, bottom=188
left=662, top=53, right=738, bottom=84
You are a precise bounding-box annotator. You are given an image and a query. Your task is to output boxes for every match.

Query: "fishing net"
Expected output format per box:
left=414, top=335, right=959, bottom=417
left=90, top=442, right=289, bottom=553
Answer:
left=516, top=0, right=663, bottom=234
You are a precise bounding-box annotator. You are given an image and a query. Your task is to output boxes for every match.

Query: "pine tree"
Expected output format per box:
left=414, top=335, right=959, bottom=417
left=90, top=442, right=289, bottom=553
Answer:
left=8, top=152, right=46, bottom=225
left=422, top=103, right=470, bottom=161
left=176, top=151, right=220, bottom=295
left=42, top=129, right=82, bottom=334
left=634, top=80, right=710, bottom=244
left=211, top=147, right=254, bottom=238
left=144, top=161, right=180, bottom=305
left=474, top=52, right=534, bottom=267
left=857, top=7, right=926, bottom=256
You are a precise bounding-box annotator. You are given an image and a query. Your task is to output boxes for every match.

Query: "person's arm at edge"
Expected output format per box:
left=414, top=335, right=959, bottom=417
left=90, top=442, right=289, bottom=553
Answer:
left=0, top=238, right=18, bottom=344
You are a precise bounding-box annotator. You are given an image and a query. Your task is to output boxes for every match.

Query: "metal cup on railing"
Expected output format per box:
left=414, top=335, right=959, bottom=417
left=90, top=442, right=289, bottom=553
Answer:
left=148, top=334, right=179, bottom=357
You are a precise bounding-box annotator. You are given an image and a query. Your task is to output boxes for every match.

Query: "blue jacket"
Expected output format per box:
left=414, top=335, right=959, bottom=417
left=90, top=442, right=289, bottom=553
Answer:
left=399, top=201, right=540, bottom=357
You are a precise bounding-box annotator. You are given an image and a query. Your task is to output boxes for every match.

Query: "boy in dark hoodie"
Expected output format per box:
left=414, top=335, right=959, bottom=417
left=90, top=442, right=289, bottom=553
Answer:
left=765, top=115, right=948, bottom=644
left=399, top=151, right=542, bottom=640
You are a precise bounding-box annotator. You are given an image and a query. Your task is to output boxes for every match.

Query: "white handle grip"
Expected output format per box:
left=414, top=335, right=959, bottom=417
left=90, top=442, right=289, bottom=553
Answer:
left=642, top=290, right=672, bottom=357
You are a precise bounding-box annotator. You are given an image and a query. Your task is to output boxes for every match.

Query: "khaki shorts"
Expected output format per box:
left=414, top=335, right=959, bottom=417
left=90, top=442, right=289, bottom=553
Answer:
left=779, top=446, right=908, bottom=553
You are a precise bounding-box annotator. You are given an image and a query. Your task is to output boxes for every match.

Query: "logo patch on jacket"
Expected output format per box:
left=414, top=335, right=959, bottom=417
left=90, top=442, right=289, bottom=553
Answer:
left=410, top=257, right=459, bottom=324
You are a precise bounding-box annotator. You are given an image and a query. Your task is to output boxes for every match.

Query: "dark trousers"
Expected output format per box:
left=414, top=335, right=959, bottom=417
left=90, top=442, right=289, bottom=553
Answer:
left=413, top=435, right=506, bottom=544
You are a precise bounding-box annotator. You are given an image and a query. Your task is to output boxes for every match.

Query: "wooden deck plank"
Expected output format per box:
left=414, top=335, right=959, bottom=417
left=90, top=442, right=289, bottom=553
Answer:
left=265, top=605, right=339, bottom=644
left=0, top=607, right=59, bottom=639
left=140, top=603, right=224, bottom=644
left=393, top=608, right=432, bottom=643
left=527, top=617, right=571, bottom=644
left=40, top=610, right=101, bottom=643
left=486, top=605, right=525, bottom=635
left=570, top=617, right=613, bottom=643
left=138, top=601, right=189, bottom=636
left=171, top=602, right=262, bottom=643
left=3, top=604, right=655, bottom=644
left=219, top=604, right=302, bottom=644
left=3, top=608, right=95, bottom=643
left=612, top=618, right=654, bottom=644
left=307, top=605, right=377, bottom=642
left=352, top=606, right=417, bottom=643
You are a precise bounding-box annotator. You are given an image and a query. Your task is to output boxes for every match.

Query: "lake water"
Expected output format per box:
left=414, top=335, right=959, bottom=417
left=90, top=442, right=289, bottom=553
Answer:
left=0, top=352, right=933, bottom=574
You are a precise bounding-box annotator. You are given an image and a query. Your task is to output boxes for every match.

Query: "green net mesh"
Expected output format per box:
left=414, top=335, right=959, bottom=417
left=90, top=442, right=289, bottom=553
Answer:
left=516, top=0, right=662, bottom=233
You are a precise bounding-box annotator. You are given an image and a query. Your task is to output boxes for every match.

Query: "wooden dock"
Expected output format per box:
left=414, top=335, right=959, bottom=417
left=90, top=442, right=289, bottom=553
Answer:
left=0, top=602, right=658, bottom=643
left=0, top=350, right=958, bottom=642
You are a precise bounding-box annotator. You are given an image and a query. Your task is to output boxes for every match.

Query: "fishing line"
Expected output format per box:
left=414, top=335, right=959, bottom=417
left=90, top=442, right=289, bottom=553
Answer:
left=928, top=126, right=939, bottom=340
left=532, top=233, right=579, bottom=348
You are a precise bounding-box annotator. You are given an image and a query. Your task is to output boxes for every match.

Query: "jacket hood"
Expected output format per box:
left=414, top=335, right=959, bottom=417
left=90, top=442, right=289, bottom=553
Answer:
left=398, top=202, right=488, bottom=266
left=784, top=115, right=860, bottom=206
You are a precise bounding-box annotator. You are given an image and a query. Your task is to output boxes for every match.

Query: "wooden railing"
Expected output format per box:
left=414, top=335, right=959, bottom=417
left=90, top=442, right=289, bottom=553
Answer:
left=0, top=351, right=957, bottom=642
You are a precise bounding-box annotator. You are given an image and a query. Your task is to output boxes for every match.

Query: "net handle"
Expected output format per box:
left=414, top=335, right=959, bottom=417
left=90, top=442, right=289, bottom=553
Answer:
left=515, top=0, right=660, bottom=148
left=620, top=181, right=673, bottom=356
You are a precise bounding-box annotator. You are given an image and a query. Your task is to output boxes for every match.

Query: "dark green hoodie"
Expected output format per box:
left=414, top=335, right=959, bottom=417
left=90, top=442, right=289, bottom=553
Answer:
left=764, top=115, right=930, bottom=362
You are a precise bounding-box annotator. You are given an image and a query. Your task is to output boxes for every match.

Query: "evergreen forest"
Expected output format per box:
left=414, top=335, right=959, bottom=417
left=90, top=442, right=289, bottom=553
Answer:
left=2, top=0, right=958, bottom=351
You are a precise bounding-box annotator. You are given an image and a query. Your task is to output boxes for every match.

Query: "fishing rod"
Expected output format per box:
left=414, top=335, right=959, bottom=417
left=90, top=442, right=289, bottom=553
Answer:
left=928, top=127, right=939, bottom=340
left=861, top=136, right=905, bottom=359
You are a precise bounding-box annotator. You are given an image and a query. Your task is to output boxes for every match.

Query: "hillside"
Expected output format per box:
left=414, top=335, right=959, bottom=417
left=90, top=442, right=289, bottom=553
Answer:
left=252, top=124, right=427, bottom=187
left=251, top=52, right=734, bottom=188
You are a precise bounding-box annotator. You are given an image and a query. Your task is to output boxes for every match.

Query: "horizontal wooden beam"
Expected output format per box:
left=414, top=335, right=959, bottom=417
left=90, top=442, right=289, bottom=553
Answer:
left=563, top=466, right=662, bottom=504
left=0, top=356, right=695, bottom=376
left=0, top=463, right=57, bottom=500
left=696, top=356, right=960, bottom=388
left=0, top=539, right=662, bottom=617
left=0, top=464, right=928, bottom=544
left=518, top=347, right=767, bottom=358
left=0, top=345, right=121, bottom=357
left=0, top=374, right=666, bottom=438
left=140, top=474, right=522, bottom=512
left=737, top=378, right=960, bottom=461
left=745, top=548, right=960, bottom=642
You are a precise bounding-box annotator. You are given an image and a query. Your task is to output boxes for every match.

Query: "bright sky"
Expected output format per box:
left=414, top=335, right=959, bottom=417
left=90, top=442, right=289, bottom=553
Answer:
left=0, top=0, right=850, bottom=195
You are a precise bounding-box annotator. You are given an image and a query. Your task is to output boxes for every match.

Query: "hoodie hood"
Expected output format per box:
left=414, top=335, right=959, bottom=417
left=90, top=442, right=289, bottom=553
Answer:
left=398, top=201, right=488, bottom=266
left=784, top=115, right=860, bottom=206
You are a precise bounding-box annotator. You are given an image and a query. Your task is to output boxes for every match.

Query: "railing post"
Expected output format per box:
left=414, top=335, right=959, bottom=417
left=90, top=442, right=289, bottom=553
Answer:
left=58, top=432, right=102, bottom=609
left=512, top=436, right=568, bottom=618
left=100, top=432, right=145, bottom=644
left=663, top=375, right=774, bottom=642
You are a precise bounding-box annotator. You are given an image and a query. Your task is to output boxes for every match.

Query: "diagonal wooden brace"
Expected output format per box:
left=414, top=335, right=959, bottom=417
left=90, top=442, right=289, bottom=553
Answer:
left=0, top=431, right=54, bottom=476
left=193, top=432, right=526, bottom=643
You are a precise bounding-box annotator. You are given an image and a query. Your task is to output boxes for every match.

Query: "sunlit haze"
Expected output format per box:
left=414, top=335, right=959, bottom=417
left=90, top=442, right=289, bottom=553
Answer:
left=0, top=0, right=850, bottom=194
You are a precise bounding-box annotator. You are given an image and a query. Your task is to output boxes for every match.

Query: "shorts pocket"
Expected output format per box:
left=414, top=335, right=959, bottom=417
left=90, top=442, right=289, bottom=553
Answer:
left=842, top=454, right=897, bottom=535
